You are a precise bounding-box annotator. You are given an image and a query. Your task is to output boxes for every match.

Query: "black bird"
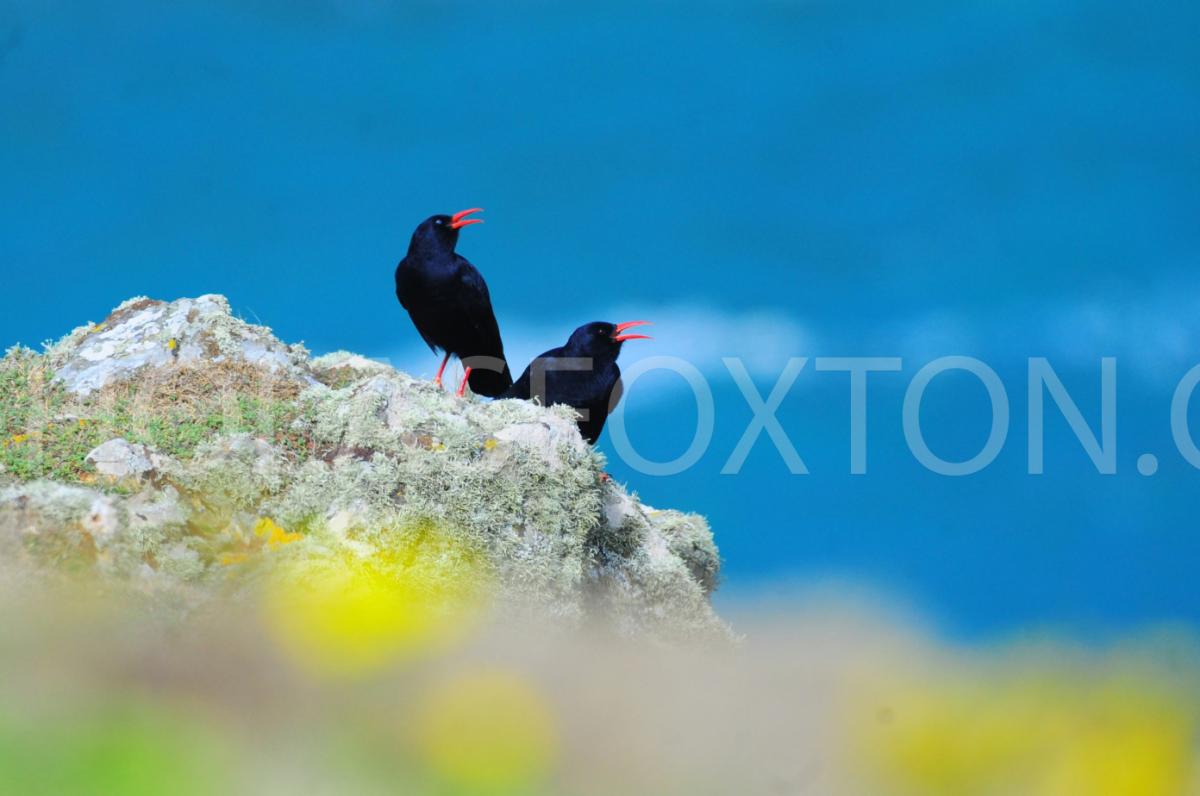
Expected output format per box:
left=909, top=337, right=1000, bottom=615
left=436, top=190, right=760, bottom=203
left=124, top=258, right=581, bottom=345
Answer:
left=504, top=320, right=651, bottom=443
left=395, top=208, right=512, bottom=397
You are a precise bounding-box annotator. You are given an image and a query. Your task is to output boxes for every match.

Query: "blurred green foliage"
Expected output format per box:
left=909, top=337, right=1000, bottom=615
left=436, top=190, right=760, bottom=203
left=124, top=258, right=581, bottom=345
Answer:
left=0, top=702, right=228, bottom=796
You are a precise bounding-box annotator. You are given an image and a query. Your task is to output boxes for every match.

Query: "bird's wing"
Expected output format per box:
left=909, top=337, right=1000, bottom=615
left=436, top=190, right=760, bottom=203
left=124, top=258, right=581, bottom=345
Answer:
left=606, top=371, right=624, bottom=413
left=578, top=365, right=622, bottom=445
left=394, top=257, right=413, bottom=310
left=394, top=257, right=441, bottom=352
left=456, top=257, right=515, bottom=395
left=456, top=259, right=505, bottom=355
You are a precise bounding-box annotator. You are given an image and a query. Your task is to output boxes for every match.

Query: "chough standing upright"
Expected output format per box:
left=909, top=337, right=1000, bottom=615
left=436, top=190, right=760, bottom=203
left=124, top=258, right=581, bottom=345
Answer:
left=503, top=321, right=651, bottom=443
left=394, top=208, right=513, bottom=397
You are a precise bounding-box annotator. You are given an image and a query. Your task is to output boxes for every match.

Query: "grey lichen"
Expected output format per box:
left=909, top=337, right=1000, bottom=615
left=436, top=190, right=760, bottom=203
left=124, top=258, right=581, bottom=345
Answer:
left=46, top=294, right=312, bottom=396
left=0, top=295, right=730, bottom=641
left=648, top=508, right=722, bottom=597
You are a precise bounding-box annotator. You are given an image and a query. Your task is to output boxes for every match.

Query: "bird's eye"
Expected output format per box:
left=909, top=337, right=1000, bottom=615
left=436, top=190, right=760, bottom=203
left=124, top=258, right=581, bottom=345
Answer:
left=434, top=218, right=443, bottom=225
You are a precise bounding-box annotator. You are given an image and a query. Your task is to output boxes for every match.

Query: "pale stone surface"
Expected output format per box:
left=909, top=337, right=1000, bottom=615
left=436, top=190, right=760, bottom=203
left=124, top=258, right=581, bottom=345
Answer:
left=310, top=351, right=394, bottom=382
left=492, top=417, right=591, bottom=470
left=86, top=438, right=156, bottom=479
left=50, top=295, right=313, bottom=395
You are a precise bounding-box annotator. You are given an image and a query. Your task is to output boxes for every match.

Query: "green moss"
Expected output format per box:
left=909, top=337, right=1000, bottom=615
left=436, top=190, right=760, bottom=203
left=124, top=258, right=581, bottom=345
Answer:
left=0, top=347, right=38, bottom=437
left=0, top=348, right=312, bottom=484
left=120, top=395, right=306, bottom=461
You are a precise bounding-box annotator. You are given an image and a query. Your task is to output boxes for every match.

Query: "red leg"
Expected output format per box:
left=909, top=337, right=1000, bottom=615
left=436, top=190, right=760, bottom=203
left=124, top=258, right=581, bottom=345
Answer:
left=456, top=367, right=473, bottom=398
left=433, top=352, right=451, bottom=388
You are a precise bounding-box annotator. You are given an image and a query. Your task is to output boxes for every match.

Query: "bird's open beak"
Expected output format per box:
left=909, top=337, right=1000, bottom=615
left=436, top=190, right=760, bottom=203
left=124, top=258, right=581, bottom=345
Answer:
left=612, top=320, right=653, bottom=342
left=449, top=207, right=484, bottom=230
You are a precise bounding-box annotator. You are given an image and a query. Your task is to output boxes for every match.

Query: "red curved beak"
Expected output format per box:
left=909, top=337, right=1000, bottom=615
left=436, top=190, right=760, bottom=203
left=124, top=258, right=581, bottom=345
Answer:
left=449, top=207, right=484, bottom=230
left=612, top=320, right=652, bottom=342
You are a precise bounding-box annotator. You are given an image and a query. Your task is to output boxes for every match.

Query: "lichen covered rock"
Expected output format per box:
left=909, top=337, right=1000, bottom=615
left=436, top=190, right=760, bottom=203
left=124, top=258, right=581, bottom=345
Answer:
left=0, top=296, right=729, bottom=641
left=48, top=295, right=313, bottom=396
left=85, top=438, right=160, bottom=480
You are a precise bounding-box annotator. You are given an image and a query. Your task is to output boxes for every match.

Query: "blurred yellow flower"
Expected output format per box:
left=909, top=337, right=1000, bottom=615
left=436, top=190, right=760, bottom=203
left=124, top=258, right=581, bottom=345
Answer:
left=262, top=520, right=490, bottom=678
left=851, top=668, right=1199, bottom=796
left=414, top=669, right=558, bottom=794
left=1039, top=679, right=1195, bottom=796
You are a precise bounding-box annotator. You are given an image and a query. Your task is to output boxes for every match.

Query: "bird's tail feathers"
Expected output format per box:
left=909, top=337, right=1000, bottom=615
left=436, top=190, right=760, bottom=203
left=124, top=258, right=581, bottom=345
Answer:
left=462, top=355, right=513, bottom=398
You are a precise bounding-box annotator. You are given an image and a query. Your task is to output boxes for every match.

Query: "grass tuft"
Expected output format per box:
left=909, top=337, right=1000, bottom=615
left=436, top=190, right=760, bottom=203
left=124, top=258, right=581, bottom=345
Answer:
left=0, top=351, right=314, bottom=485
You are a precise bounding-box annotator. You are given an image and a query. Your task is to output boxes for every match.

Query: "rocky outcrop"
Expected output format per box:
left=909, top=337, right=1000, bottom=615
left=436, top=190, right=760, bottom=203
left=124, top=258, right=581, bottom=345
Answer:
left=0, top=296, right=727, bottom=641
left=49, top=295, right=313, bottom=396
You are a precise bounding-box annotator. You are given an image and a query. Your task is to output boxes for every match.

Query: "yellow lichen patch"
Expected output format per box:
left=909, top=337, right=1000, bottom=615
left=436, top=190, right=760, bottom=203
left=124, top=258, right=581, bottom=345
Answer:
left=483, top=437, right=499, bottom=451
left=849, top=666, right=1199, bottom=795
left=218, top=551, right=249, bottom=567
left=253, top=517, right=302, bottom=548
left=262, top=520, right=491, bottom=678
left=413, top=669, right=559, bottom=794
